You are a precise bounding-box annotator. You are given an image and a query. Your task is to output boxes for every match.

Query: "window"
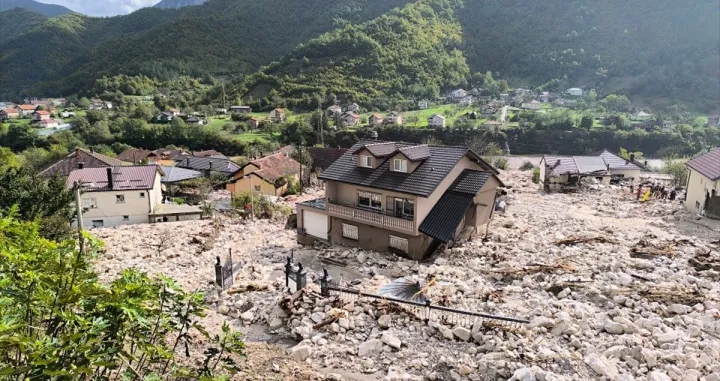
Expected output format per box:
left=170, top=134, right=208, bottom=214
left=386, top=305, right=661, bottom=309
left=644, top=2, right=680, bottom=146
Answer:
left=122, top=215, right=129, bottom=221
left=358, top=191, right=382, bottom=209
left=139, top=192, right=146, bottom=198
left=91, top=220, right=104, bottom=228
left=359, top=155, right=372, bottom=168
left=82, top=198, right=97, bottom=209
left=116, top=195, right=125, bottom=203
left=342, top=224, right=358, bottom=240
left=254, top=185, right=261, bottom=192
left=389, top=235, right=409, bottom=253
left=394, top=198, right=414, bottom=218
left=393, top=159, right=408, bottom=173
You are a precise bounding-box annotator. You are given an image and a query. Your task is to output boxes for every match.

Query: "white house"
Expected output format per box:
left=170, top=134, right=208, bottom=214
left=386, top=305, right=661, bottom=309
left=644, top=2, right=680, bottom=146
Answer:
left=566, top=88, right=583, bottom=97
left=428, top=114, right=446, bottom=128
left=66, top=165, right=201, bottom=227
left=522, top=100, right=542, bottom=110
left=685, top=148, right=720, bottom=216
left=385, top=111, right=404, bottom=125
left=346, top=103, right=360, bottom=113
left=327, top=105, right=342, bottom=117
left=418, top=99, right=429, bottom=110
left=632, top=111, right=651, bottom=121
left=230, top=105, right=252, bottom=113
left=449, top=89, right=468, bottom=102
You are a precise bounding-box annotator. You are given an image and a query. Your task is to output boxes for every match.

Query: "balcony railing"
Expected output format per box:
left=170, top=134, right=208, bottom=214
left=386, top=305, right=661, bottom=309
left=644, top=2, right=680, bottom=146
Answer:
left=327, top=200, right=414, bottom=234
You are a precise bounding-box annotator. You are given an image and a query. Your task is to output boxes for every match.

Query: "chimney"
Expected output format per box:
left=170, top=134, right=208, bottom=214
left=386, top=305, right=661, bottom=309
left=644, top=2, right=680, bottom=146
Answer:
left=209, top=161, right=213, bottom=170
left=644, top=160, right=648, bottom=166
left=78, top=162, right=84, bottom=169
left=106, top=167, right=114, bottom=190
left=186, top=157, right=190, bottom=167
left=629, top=153, right=635, bottom=163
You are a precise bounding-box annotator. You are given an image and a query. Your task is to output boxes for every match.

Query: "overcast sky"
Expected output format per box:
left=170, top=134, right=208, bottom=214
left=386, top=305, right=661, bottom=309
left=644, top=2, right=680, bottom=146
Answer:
left=36, top=0, right=157, bottom=16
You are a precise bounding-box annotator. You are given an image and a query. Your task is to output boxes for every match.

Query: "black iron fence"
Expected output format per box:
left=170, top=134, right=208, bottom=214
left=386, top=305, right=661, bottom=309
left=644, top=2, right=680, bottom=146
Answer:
left=215, top=249, right=235, bottom=290
left=285, top=256, right=308, bottom=293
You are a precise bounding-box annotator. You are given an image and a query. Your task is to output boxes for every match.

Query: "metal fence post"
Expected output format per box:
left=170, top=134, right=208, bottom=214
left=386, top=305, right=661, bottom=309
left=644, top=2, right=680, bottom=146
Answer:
left=297, top=263, right=307, bottom=292
left=320, top=268, right=331, bottom=297
left=215, top=256, right=223, bottom=288
left=285, top=257, right=292, bottom=291
left=425, top=300, right=432, bottom=323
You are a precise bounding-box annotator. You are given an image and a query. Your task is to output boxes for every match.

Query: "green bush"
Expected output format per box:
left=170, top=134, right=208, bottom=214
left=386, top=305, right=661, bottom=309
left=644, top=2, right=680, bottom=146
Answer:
left=232, top=191, right=282, bottom=219
left=532, top=167, right=540, bottom=184
left=520, top=161, right=535, bottom=171
left=493, top=157, right=509, bottom=170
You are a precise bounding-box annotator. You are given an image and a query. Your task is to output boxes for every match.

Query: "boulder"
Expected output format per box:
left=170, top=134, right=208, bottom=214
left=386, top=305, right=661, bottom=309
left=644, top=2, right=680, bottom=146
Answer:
left=378, top=315, right=392, bottom=329
left=604, top=320, right=625, bottom=334
left=381, top=332, right=402, bottom=350
left=358, top=339, right=384, bottom=357
left=269, top=318, right=283, bottom=330
left=452, top=326, right=471, bottom=341
left=289, top=344, right=312, bottom=361
left=240, top=311, right=254, bottom=322
left=584, top=353, right=618, bottom=379
left=647, top=371, right=672, bottom=381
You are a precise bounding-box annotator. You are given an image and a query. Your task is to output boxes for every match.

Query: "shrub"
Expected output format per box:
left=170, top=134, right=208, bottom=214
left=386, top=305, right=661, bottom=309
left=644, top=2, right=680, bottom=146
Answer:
left=231, top=191, right=282, bottom=219
left=663, top=158, right=689, bottom=186
left=532, top=167, right=540, bottom=184
left=520, top=161, right=535, bottom=171
left=493, top=157, right=509, bottom=170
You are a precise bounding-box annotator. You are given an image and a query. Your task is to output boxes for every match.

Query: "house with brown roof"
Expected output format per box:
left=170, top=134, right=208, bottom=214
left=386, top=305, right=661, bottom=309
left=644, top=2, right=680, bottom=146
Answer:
left=117, top=148, right=157, bottom=163
left=296, top=141, right=503, bottom=260
left=0, top=108, right=20, bottom=120
left=247, top=117, right=260, bottom=130
left=226, top=153, right=302, bottom=197
left=16, top=104, right=37, bottom=116
left=38, top=119, right=60, bottom=129
left=384, top=111, right=403, bottom=125
left=32, top=110, right=51, bottom=122
left=40, top=148, right=130, bottom=177
left=339, top=111, right=360, bottom=127
left=685, top=148, right=720, bottom=218
left=66, top=165, right=202, bottom=227
left=270, top=108, right=286, bottom=123
left=369, top=114, right=384, bottom=127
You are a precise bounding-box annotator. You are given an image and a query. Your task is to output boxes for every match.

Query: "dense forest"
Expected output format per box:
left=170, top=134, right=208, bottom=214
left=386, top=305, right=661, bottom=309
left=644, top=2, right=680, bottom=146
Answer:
left=0, top=7, right=47, bottom=44
left=0, top=0, right=717, bottom=111
left=0, top=0, right=72, bottom=16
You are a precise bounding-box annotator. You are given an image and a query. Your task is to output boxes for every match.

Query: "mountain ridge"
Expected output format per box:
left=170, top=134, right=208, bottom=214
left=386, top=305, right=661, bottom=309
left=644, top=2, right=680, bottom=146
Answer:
left=153, top=0, right=207, bottom=10
left=0, top=0, right=73, bottom=16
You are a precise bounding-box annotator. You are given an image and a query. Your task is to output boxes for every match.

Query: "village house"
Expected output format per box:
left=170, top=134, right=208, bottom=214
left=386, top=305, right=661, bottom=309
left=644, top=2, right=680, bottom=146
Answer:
left=270, top=108, right=286, bottom=123
left=216, top=108, right=228, bottom=115
left=0, top=108, right=20, bottom=120
left=566, top=88, right=584, bottom=97
left=338, top=111, right=360, bottom=127
left=369, top=114, right=384, bottom=127
left=61, top=111, right=76, bottom=118
left=538, top=155, right=611, bottom=192
left=591, top=149, right=645, bottom=181
left=41, top=148, right=129, bottom=177
left=159, top=165, right=203, bottom=185
left=448, top=89, right=468, bottom=103
left=296, top=141, right=503, bottom=260
left=176, top=156, right=241, bottom=177
left=32, top=110, right=51, bottom=122
left=247, top=117, right=260, bottom=130
left=538, top=92, right=551, bottom=103
left=385, top=111, right=403, bottom=125
left=707, top=115, right=720, bottom=128
left=38, top=119, right=60, bottom=129
left=522, top=100, right=542, bottom=110
left=346, top=103, right=360, bottom=113
left=155, top=112, right=176, bottom=123
left=89, top=100, right=113, bottom=110
left=685, top=148, right=720, bottom=219
left=226, top=153, right=302, bottom=197
left=16, top=104, right=37, bottom=116
left=67, top=166, right=202, bottom=227
left=632, top=111, right=651, bottom=121
left=193, top=149, right=225, bottom=158
left=427, top=114, right=446, bottom=128
left=230, top=105, right=252, bottom=114
left=418, top=99, right=429, bottom=110
left=117, top=148, right=157, bottom=164
left=307, top=147, right=347, bottom=185
left=184, top=116, right=206, bottom=125
left=513, top=88, right=532, bottom=97
left=327, top=105, right=342, bottom=117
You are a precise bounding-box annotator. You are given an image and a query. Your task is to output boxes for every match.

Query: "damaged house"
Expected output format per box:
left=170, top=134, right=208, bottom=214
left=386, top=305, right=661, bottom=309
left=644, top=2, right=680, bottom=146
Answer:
left=685, top=148, right=720, bottom=219
left=539, top=155, right=611, bottom=192
left=296, top=141, right=503, bottom=260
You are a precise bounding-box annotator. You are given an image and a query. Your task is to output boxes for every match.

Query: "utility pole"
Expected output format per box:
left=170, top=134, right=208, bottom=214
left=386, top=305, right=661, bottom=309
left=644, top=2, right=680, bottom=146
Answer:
left=299, top=144, right=304, bottom=195
left=248, top=175, right=255, bottom=220
left=74, top=182, right=85, bottom=253
left=320, top=110, right=324, bottom=147
left=222, top=82, right=227, bottom=110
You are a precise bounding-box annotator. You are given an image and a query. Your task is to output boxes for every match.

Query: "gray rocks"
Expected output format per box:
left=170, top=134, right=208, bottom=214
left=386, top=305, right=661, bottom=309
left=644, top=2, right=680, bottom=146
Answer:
left=604, top=320, right=625, bottom=334
left=378, top=315, right=391, bottom=329
left=655, top=330, right=678, bottom=344
left=647, top=371, right=672, bottom=381
left=358, top=339, right=383, bottom=357
left=452, top=326, right=471, bottom=341
left=269, top=317, right=283, bottom=329
left=240, top=311, right=254, bottom=322
left=289, top=344, right=312, bottom=361
left=641, top=347, right=658, bottom=367
left=584, top=353, right=618, bottom=379
left=438, top=325, right=455, bottom=340
left=381, top=332, right=402, bottom=350
left=667, top=304, right=690, bottom=315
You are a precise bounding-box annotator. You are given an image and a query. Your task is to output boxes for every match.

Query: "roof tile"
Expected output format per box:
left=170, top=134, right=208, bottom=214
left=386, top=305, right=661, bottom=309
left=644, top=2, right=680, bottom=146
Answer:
left=686, top=148, right=720, bottom=181
left=66, top=165, right=161, bottom=191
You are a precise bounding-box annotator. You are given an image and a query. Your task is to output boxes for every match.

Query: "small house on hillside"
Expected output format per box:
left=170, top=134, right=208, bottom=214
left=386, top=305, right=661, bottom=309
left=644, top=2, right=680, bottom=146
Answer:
left=428, top=114, right=446, bottom=128
left=327, top=105, right=342, bottom=117
left=339, top=112, right=360, bottom=127
left=418, top=99, right=429, bottom=110
left=216, top=108, right=228, bottom=114
left=346, top=103, right=360, bottom=113
left=685, top=148, right=720, bottom=219
left=230, top=105, right=252, bottom=114
left=226, top=153, right=302, bottom=197
left=632, top=111, right=651, bottom=121
left=0, top=108, right=19, bottom=120
left=385, top=111, right=403, bottom=125
left=184, top=116, right=205, bottom=125
left=538, top=155, right=611, bottom=192
left=117, top=149, right=157, bottom=164
left=38, top=119, right=60, bottom=129
left=32, top=110, right=51, bottom=122
left=566, top=88, right=583, bottom=97
left=708, top=115, right=720, bottom=128
left=270, top=108, right=286, bottom=123
left=449, top=89, right=468, bottom=102
left=247, top=117, right=260, bottom=130
left=155, top=112, right=176, bottom=123
left=16, top=104, right=37, bottom=116
left=522, top=100, right=542, bottom=110
left=369, top=114, right=384, bottom=127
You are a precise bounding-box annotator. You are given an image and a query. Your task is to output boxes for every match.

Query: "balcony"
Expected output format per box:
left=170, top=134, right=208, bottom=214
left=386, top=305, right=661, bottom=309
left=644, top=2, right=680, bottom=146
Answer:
left=327, top=200, right=415, bottom=234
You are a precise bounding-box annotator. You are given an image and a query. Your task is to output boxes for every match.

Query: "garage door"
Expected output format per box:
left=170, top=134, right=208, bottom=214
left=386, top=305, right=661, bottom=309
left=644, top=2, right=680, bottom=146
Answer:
left=303, top=210, right=328, bottom=240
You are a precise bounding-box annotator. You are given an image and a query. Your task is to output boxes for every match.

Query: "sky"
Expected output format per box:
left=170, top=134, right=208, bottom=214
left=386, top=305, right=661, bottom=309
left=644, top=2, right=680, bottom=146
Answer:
left=36, top=0, right=157, bottom=17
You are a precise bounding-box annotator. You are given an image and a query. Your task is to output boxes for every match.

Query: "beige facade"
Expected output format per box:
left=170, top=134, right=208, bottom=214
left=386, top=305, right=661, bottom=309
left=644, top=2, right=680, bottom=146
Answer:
left=81, top=173, right=163, bottom=228
left=227, top=173, right=284, bottom=197
left=609, top=168, right=642, bottom=180
left=685, top=168, right=720, bottom=213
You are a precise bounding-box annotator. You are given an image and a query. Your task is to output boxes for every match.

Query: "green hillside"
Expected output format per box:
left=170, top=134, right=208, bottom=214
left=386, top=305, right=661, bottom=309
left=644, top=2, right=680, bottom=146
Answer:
left=0, top=7, right=47, bottom=45
left=0, top=0, right=73, bottom=16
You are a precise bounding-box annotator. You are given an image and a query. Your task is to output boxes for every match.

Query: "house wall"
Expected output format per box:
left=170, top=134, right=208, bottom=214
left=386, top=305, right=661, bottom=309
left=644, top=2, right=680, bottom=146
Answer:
left=228, top=173, right=277, bottom=196
left=232, top=163, right=260, bottom=180
left=685, top=169, right=720, bottom=213
left=326, top=181, right=417, bottom=219
left=328, top=217, right=430, bottom=260
left=415, top=156, right=484, bottom=224
left=81, top=181, right=160, bottom=228
left=470, top=177, right=501, bottom=227
left=611, top=168, right=642, bottom=180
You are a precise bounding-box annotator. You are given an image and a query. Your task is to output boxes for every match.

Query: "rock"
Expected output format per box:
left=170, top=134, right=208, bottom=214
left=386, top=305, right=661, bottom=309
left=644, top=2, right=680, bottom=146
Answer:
left=551, top=320, right=569, bottom=336
left=310, top=312, right=326, bottom=324
left=452, top=326, right=471, bottom=341
left=269, top=318, right=283, bottom=329
left=358, top=339, right=384, bottom=357
left=218, top=305, right=229, bottom=315
left=289, top=344, right=312, bottom=361
left=584, top=353, right=618, bottom=379
left=381, top=332, right=402, bottom=350
left=648, top=371, right=672, bottom=381
left=458, top=365, right=472, bottom=376
left=511, top=367, right=536, bottom=381
left=641, top=348, right=657, bottom=367
left=338, top=317, right=350, bottom=329
left=357, top=252, right=367, bottom=264
left=655, top=330, right=677, bottom=344
left=604, top=320, right=625, bottom=334
left=438, top=325, right=455, bottom=340
left=667, top=304, right=690, bottom=314
left=240, top=311, right=254, bottom=322
left=378, top=315, right=392, bottom=329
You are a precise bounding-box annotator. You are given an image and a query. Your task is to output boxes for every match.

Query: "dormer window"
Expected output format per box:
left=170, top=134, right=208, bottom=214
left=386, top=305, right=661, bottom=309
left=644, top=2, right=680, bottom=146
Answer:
left=359, top=155, right=372, bottom=168
left=393, top=159, right=408, bottom=173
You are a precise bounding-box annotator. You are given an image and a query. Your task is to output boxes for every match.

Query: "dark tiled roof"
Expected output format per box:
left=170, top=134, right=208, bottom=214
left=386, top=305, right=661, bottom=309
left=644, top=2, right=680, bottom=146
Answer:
left=590, top=149, right=642, bottom=170
left=398, top=145, right=431, bottom=161
left=419, top=170, right=493, bottom=242
left=354, top=142, right=397, bottom=157
left=117, top=148, right=154, bottom=162
left=320, top=141, right=497, bottom=197
left=66, top=165, right=161, bottom=192
left=176, top=156, right=240, bottom=174
left=246, top=153, right=301, bottom=182
left=159, top=165, right=203, bottom=183
left=542, top=155, right=610, bottom=176
left=686, top=148, right=720, bottom=181
left=193, top=150, right=225, bottom=158
left=40, top=148, right=128, bottom=177
left=307, top=147, right=347, bottom=171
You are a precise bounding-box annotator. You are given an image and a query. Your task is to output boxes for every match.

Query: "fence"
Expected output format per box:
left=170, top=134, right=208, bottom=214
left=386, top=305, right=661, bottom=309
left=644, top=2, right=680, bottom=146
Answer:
left=285, top=256, right=308, bottom=293
left=215, top=249, right=235, bottom=290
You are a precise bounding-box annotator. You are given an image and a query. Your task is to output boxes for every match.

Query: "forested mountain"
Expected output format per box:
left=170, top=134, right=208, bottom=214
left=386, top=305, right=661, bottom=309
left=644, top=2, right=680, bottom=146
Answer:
left=0, top=0, right=73, bottom=16
left=153, top=0, right=207, bottom=9
left=0, top=0, right=718, bottom=111
left=0, top=7, right=47, bottom=45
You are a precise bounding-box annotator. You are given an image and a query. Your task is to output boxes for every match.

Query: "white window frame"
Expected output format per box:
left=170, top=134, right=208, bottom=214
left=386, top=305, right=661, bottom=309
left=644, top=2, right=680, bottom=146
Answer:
left=83, top=198, right=97, bottom=209
left=389, top=235, right=409, bottom=253
left=359, top=155, right=372, bottom=168
left=116, top=195, right=125, bottom=203
left=358, top=191, right=382, bottom=209
left=342, top=224, right=359, bottom=240
left=393, top=159, right=408, bottom=173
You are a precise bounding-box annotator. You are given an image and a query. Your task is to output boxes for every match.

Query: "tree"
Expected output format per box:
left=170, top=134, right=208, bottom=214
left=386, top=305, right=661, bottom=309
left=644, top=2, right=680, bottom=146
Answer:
left=580, top=116, right=593, bottom=129
left=2, top=124, right=39, bottom=152
left=0, top=147, right=22, bottom=173
left=0, top=215, right=246, bottom=379
left=77, top=97, right=91, bottom=109
left=663, top=158, right=689, bottom=186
